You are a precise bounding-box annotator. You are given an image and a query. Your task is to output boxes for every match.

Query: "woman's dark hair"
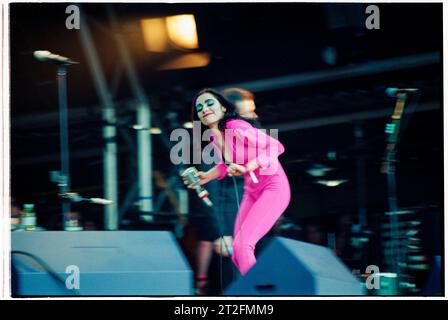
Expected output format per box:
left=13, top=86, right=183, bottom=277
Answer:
left=192, top=88, right=256, bottom=131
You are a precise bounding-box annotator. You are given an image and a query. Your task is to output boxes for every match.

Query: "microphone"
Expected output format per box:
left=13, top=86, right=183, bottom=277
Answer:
left=180, top=167, right=213, bottom=207
left=385, top=88, right=419, bottom=97
left=89, top=198, right=113, bottom=205
left=33, top=50, right=79, bottom=65
left=59, top=192, right=113, bottom=205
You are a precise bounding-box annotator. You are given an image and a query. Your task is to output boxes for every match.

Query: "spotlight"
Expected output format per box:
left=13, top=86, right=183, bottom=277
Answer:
left=315, top=179, right=348, bottom=187
left=183, top=121, right=194, bottom=129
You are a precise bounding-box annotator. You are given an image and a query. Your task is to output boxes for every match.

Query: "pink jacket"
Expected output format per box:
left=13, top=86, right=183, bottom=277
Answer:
left=211, top=119, right=286, bottom=191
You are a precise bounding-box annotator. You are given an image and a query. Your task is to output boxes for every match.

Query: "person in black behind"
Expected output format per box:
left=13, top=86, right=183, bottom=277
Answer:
left=192, top=88, right=260, bottom=295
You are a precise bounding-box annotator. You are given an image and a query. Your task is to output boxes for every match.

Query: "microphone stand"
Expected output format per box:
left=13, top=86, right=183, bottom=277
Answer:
left=36, top=51, right=78, bottom=229
left=56, top=63, right=73, bottom=229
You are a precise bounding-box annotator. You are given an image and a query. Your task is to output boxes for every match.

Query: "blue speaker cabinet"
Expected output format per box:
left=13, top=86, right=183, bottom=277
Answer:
left=225, top=237, right=364, bottom=296
left=12, top=231, right=193, bottom=296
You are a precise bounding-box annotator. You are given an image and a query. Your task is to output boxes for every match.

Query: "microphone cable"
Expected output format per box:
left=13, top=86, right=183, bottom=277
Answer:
left=231, top=176, right=242, bottom=283
left=11, top=250, right=81, bottom=296
left=217, top=175, right=243, bottom=294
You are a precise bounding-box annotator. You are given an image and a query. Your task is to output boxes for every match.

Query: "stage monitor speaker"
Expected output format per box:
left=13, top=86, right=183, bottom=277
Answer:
left=12, top=231, right=193, bottom=296
left=225, top=237, right=364, bottom=296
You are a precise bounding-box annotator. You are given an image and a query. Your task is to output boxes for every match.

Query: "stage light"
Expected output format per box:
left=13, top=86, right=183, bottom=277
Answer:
left=140, top=14, right=207, bottom=70
left=183, top=121, right=194, bottom=129
left=141, top=14, right=198, bottom=52
left=149, top=127, right=162, bottom=134
left=141, top=17, right=169, bottom=52
left=132, top=125, right=162, bottom=134
left=315, top=179, right=348, bottom=187
left=166, top=14, right=198, bottom=50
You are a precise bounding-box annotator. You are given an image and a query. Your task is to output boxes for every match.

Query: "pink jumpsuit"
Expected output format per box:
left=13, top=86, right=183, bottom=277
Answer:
left=211, top=119, right=291, bottom=275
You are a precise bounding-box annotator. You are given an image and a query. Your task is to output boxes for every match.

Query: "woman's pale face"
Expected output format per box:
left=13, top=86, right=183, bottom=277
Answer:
left=195, top=93, right=226, bottom=127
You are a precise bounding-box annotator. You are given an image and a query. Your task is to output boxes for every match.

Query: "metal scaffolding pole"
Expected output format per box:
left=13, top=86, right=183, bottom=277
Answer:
left=136, top=102, right=153, bottom=213
left=56, top=65, right=71, bottom=227
left=79, top=11, right=119, bottom=230
left=107, top=6, right=153, bottom=214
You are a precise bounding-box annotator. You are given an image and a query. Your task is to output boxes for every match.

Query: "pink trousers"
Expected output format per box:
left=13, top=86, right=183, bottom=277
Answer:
left=231, top=170, right=291, bottom=275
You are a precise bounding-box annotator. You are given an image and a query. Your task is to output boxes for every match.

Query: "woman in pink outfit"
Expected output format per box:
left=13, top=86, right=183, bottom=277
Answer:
left=188, top=88, right=291, bottom=275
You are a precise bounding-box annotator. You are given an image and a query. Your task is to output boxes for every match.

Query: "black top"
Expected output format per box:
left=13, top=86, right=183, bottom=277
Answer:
left=192, top=163, right=244, bottom=241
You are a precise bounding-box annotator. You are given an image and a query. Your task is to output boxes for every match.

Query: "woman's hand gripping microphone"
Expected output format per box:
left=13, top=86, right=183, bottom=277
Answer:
left=181, top=167, right=213, bottom=207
